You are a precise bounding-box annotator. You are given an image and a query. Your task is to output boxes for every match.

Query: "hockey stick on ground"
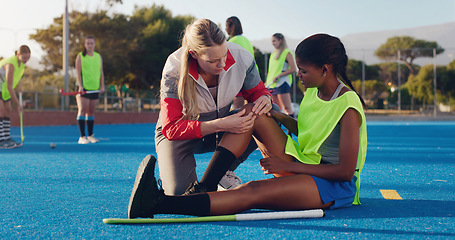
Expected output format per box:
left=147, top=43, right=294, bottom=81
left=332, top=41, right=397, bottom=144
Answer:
left=103, top=209, right=324, bottom=224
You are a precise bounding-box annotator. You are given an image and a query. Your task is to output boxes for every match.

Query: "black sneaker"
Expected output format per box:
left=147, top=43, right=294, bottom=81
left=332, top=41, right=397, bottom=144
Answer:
left=128, top=155, right=165, bottom=218
left=0, top=139, right=16, bottom=149
left=182, top=180, right=209, bottom=195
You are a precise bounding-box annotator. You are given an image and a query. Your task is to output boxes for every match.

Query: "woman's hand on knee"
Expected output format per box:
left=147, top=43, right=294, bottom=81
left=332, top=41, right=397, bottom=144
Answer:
left=252, top=95, right=273, bottom=116
left=221, top=109, right=256, bottom=133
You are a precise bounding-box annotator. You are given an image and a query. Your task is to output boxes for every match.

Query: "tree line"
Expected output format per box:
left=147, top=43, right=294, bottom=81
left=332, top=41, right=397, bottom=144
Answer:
left=29, top=4, right=195, bottom=98
left=349, top=36, right=454, bottom=109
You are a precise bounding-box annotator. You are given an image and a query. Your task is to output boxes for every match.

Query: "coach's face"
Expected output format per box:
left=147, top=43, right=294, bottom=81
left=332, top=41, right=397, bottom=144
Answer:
left=190, top=41, right=228, bottom=76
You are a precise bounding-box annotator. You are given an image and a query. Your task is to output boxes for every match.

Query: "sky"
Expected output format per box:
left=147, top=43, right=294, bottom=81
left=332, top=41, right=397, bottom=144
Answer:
left=1, top=0, right=455, bottom=60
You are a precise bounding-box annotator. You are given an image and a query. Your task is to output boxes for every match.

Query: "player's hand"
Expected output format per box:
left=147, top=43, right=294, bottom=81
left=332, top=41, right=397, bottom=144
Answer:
left=260, top=156, right=292, bottom=175
left=221, top=109, right=256, bottom=134
left=252, top=95, right=272, bottom=116
left=266, top=110, right=287, bottom=120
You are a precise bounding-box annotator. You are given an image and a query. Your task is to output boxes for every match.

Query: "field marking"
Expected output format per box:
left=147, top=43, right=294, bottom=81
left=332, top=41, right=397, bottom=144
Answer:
left=380, top=189, right=402, bottom=200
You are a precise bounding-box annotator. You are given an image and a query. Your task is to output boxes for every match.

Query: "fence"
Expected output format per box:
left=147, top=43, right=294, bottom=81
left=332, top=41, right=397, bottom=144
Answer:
left=262, top=46, right=455, bottom=115
left=20, top=47, right=455, bottom=115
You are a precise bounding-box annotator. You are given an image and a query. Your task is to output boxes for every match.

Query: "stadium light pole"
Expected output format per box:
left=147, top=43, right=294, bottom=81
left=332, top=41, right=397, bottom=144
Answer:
left=361, top=50, right=365, bottom=100
left=63, top=0, right=70, bottom=110
left=397, top=50, right=401, bottom=115
left=433, top=48, right=437, bottom=117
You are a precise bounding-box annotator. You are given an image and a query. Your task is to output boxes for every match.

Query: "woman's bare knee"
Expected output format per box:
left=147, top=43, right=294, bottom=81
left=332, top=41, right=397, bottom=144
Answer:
left=239, top=103, right=255, bottom=116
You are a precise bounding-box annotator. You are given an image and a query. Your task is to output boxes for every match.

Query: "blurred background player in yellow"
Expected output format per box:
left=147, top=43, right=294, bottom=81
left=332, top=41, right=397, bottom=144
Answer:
left=265, top=33, right=296, bottom=118
left=225, top=16, right=256, bottom=110
left=0, top=45, right=31, bottom=149
left=75, top=35, right=105, bottom=144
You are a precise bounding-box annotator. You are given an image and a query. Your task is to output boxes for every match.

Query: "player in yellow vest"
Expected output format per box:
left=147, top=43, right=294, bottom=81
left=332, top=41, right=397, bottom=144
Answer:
left=222, top=16, right=258, bottom=190
left=75, top=36, right=105, bottom=144
left=0, top=45, right=31, bottom=149
left=128, top=33, right=368, bottom=218
left=226, top=17, right=254, bottom=56
left=226, top=16, right=257, bottom=111
left=266, top=33, right=297, bottom=117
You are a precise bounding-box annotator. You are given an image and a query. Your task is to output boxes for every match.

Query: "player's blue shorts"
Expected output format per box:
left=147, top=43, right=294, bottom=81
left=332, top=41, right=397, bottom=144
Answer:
left=268, top=82, right=291, bottom=95
left=311, top=175, right=357, bottom=209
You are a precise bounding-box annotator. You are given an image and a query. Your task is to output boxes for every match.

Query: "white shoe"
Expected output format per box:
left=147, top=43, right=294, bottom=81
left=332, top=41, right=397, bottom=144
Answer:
left=86, top=135, right=99, bottom=143
left=217, top=170, right=242, bottom=191
left=78, top=136, right=90, bottom=144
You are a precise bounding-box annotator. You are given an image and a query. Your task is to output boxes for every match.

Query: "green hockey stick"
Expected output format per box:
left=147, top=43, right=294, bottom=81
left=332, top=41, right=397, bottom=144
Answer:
left=103, top=209, right=324, bottom=224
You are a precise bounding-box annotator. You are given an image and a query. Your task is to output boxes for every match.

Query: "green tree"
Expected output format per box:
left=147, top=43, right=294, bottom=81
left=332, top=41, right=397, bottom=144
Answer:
left=31, top=5, right=194, bottom=92
left=106, top=0, right=122, bottom=5
left=32, top=10, right=139, bottom=87
left=254, top=47, right=266, bottom=81
left=404, top=63, right=455, bottom=110
left=438, top=61, right=455, bottom=107
left=347, top=59, right=379, bottom=81
left=374, top=62, right=414, bottom=86
left=447, top=60, right=455, bottom=70
left=128, top=6, right=194, bottom=91
left=352, top=79, right=388, bottom=108
left=387, top=86, right=412, bottom=107
left=31, top=14, right=68, bottom=73
left=375, top=36, right=444, bottom=75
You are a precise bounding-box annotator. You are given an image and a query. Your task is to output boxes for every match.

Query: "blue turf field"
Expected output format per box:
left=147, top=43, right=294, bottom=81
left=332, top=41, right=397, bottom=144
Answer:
left=1, top=121, right=454, bottom=239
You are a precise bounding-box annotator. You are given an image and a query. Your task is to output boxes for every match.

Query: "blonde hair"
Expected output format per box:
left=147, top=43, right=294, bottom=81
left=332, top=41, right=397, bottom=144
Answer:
left=272, top=33, right=287, bottom=60
left=178, top=19, right=226, bottom=120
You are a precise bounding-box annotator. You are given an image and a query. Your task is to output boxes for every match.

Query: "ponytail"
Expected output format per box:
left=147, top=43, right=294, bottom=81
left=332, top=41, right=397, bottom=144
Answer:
left=177, top=19, right=226, bottom=120
left=339, top=67, right=366, bottom=108
left=178, top=44, right=198, bottom=120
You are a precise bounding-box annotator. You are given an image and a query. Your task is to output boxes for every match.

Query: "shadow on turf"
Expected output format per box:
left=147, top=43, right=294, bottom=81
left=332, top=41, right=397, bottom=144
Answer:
left=206, top=198, right=455, bottom=237
left=213, top=222, right=455, bottom=238
left=340, top=198, right=455, bottom=219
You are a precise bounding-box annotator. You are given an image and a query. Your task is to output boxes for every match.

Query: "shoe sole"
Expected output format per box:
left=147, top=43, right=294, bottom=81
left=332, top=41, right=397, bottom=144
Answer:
left=13, top=143, right=23, bottom=148
left=128, top=155, right=157, bottom=218
left=0, top=143, right=21, bottom=149
left=0, top=145, right=16, bottom=149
